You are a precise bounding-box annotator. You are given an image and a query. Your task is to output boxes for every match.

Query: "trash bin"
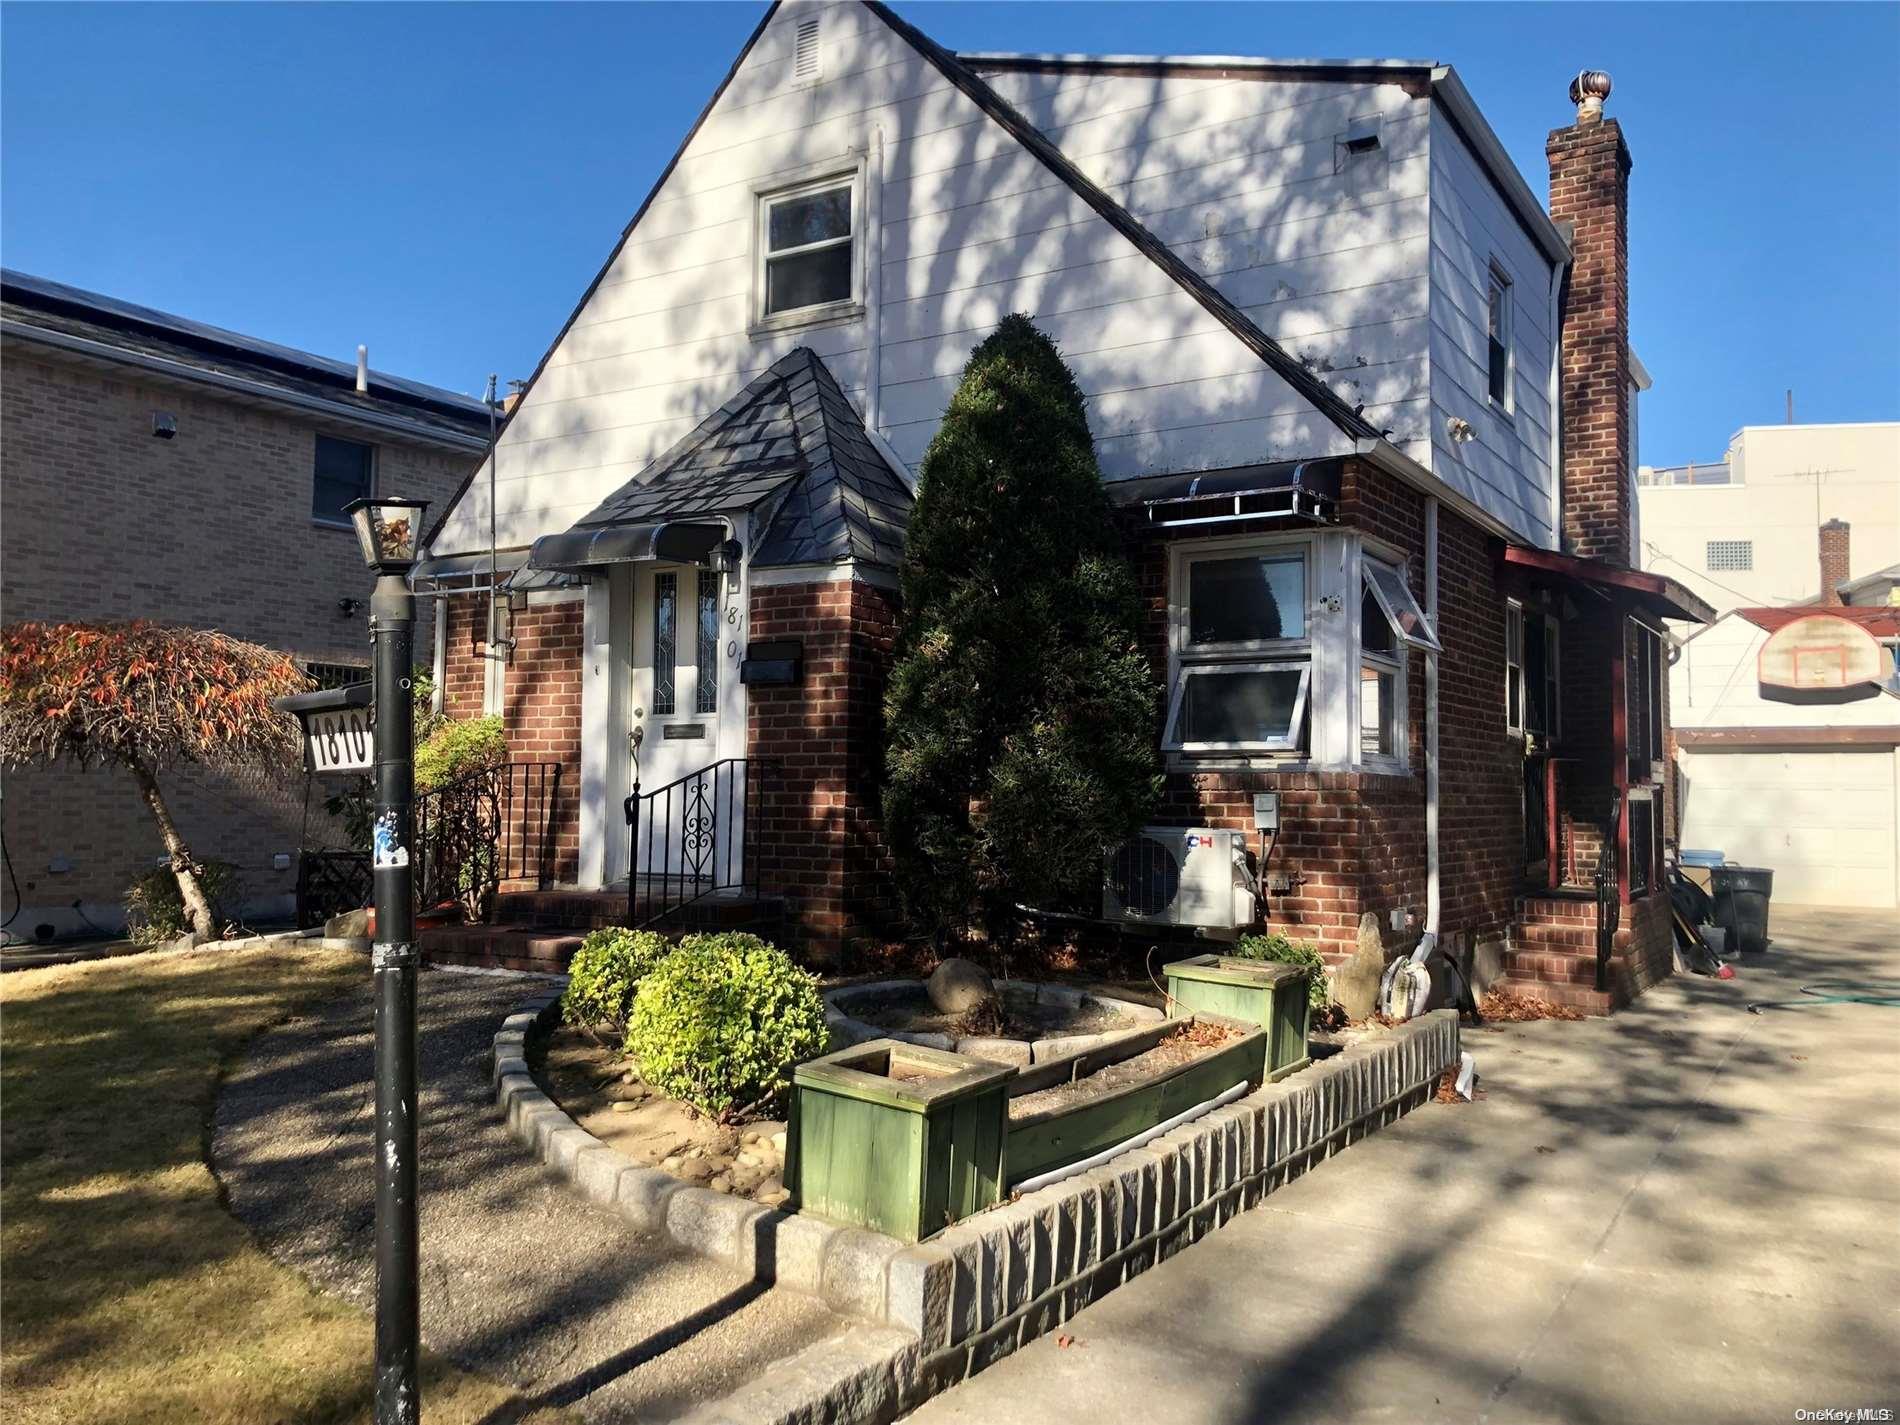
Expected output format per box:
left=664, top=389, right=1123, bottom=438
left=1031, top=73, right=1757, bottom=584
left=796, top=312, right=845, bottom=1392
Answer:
left=1678, top=849, right=1725, bottom=896
left=1710, top=866, right=1773, bottom=955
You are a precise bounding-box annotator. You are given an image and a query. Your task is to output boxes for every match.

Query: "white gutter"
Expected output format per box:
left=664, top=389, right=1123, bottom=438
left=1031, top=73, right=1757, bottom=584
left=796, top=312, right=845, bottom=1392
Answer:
left=1423, top=497, right=1441, bottom=940
left=864, top=125, right=886, bottom=433
left=1, top=320, right=491, bottom=453
left=1546, top=227, right=1572, bottom=548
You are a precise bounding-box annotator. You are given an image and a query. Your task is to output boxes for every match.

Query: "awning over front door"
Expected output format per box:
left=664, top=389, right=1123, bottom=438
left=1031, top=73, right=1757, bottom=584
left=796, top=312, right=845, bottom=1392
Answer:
left=527, top=520, right=734, bottom=574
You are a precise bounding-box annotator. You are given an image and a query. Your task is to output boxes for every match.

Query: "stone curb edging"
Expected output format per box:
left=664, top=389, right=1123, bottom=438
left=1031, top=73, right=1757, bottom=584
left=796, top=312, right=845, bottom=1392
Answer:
left=822, top=978, right=1167, bottom=1065
left=491, top=993, right=913, bottom=1325
left=495, top=995, right=1459, bottom=1425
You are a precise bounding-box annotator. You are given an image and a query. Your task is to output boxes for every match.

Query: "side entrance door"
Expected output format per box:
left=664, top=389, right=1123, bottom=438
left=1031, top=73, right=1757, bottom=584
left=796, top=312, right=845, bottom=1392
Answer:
left=627, top=563, right=731, bottom=896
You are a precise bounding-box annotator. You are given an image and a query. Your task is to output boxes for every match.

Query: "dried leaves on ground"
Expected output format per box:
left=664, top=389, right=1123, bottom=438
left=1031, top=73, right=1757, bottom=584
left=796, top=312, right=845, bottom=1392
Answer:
left=1478, top=987, right=1586, bottom=1022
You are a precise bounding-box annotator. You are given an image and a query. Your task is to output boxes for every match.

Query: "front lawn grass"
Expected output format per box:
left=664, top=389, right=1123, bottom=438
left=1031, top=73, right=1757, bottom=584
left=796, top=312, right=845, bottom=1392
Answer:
left=1, top=943, right=567, bottom=1424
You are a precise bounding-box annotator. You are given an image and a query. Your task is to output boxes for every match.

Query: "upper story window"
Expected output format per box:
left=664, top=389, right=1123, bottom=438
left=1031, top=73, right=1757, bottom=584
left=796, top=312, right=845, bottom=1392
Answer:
left=1166, top=546, right=1311, bottom=754
left=313, top=435, right=374, bottom=526
left=1486, top=263, right=1514, bottom=411
left=758, top=175, right=856, bottom=324
left=1706, top=539, right=1753, bottom=572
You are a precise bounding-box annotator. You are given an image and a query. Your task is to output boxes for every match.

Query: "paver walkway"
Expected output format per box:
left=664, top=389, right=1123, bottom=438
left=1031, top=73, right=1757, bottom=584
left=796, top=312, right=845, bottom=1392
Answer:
left=908, top=905, right=1900, bottom=1425
left=215, top=969, right=843, bottom=1422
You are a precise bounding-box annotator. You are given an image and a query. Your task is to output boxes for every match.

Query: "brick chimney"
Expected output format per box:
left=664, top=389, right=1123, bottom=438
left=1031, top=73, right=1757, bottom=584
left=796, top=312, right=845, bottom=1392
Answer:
left=1819, top=519, right=1850, bottom=605
left=1548, top=71, right=1634, bottom=565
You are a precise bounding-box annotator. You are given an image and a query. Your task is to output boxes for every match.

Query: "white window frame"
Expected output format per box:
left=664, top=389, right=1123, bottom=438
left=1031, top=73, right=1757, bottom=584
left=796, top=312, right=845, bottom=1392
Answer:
left=1166, top=535, right=1316, bottom=758
left=1505, top=600, right=1525, bottom=736
left=1165, top=661, right=1312, bottom=755
left=1357, top=556, right=1428, bottom=770
left=752, top=166, right=864, bottom=332
left=1486, top=260, right=1515, bottom=415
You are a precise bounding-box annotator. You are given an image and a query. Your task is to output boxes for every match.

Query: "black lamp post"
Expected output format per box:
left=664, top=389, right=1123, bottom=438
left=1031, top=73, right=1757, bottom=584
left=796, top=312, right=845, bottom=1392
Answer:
left=343, top=494, right=429, bottom=1425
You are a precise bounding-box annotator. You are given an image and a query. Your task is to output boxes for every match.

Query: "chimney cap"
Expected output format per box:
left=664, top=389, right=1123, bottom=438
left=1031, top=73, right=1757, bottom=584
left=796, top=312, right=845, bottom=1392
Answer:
left=1569, top=69, right=1612, bottom=118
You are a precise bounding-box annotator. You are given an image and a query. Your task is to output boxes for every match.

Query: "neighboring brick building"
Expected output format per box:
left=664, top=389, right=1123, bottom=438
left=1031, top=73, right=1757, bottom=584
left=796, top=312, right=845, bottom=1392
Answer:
left=1, top=271, right=488, bottom=938
left=418, top=4, right=1711, bottom=1011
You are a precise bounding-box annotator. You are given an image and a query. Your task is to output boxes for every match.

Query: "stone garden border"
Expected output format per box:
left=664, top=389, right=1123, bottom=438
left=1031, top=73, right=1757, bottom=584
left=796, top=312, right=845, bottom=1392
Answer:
left=823, top=977, right=1167, bottom=1065
left=493, top=992, right=1459, bottom=1425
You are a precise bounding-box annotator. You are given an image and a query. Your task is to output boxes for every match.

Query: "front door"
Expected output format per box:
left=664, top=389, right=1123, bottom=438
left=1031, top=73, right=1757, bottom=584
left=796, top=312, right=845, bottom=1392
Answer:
left=627, top=563, right=729, bottom=894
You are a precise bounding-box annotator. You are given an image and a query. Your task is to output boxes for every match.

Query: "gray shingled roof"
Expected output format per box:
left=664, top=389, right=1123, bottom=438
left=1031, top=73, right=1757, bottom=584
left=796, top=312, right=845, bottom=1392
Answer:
left=569, top=347, right=911, bottom=570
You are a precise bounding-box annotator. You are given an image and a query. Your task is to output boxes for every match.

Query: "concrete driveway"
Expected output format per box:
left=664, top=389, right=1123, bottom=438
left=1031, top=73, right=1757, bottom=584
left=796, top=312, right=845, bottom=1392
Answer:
left=908, top=905, right=1900, bottom=1425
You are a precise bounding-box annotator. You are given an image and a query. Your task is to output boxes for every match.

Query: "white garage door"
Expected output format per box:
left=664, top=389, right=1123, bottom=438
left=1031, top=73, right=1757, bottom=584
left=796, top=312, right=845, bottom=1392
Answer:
left=1679, top=747, right=1899, bottom=908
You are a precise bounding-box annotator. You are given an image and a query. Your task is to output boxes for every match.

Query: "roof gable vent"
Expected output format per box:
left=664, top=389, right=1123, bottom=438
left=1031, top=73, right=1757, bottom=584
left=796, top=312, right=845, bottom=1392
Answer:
left=792, top=17, right=821, bottom=81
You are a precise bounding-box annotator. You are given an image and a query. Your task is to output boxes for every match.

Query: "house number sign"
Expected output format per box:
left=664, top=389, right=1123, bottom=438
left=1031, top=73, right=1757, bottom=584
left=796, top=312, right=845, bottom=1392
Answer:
left=307, top=706, right=373, bottom=773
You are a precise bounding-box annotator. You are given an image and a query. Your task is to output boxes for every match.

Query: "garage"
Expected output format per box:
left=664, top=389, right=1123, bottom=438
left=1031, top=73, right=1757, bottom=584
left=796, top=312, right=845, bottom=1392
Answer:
left=1678, top=745, right=1900, bottom=909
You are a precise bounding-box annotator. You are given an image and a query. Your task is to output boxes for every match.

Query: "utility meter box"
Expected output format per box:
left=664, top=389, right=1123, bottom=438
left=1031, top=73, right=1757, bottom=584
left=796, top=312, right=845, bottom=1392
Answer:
left=1252, top=793, right=1279, bottom=831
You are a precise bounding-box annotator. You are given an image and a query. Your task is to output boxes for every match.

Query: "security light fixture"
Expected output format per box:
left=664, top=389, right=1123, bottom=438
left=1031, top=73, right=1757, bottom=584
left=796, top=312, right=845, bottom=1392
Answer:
left=343, top=496, right=429, bottom=575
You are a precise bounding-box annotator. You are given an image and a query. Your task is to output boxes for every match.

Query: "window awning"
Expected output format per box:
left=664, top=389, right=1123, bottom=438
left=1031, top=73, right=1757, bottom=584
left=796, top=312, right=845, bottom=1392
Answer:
left=409, top=548, right=527, bottom=585
left=527, top=521, right=732, bottom=573
left=1110, top=459, right=1342, bottom=529
left=1503, top=545, right=1715, bottom=624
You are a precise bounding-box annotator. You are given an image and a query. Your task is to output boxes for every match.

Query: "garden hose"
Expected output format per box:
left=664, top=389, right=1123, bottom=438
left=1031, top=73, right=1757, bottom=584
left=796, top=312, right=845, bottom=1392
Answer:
left=1746, top=980, right=1900, bottom=1015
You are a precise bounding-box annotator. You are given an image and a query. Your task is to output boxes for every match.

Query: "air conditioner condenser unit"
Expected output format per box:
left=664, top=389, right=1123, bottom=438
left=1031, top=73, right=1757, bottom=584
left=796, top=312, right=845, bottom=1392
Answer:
left=1103, top=827, right=1255, bottom=936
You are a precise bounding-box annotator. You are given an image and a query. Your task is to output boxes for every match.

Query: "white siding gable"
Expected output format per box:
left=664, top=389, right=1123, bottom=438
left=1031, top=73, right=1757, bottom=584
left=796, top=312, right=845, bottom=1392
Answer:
left=1426, top=105, right=1558, bottom=548
left=430, top=1, right=1354, bottom=560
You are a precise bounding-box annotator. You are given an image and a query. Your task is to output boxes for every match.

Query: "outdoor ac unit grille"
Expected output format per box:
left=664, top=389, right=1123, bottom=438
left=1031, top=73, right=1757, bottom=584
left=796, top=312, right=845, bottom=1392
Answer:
left=1107, top=835, right=1182, bottom=917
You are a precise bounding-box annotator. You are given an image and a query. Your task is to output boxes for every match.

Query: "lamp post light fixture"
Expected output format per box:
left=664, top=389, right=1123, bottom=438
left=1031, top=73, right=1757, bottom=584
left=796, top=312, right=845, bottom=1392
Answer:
left=342, top=494, right=428, bottom=1425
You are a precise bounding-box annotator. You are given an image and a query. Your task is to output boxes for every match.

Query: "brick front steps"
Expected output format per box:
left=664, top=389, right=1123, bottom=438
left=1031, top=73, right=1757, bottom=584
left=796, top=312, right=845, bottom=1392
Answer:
left=1500, top=885, right=1677, bottom=1016
left=422, top=889, right=792, bottom=972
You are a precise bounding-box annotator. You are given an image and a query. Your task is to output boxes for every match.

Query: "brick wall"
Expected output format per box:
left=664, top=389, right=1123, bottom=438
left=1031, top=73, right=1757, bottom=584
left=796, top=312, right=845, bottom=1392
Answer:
left=496, top=599, right=583, bottom=885
left=1128, top=460, right=1520, bottom=962
left=440, top=591, right=490, bottom=720
left=1547, top=113, right=1634, bottom=565
left=1819, top=520, right=1850, bottom=605
left=1, top=346, right=476, bottom=920
left=746, top=575, right=901, bottom=963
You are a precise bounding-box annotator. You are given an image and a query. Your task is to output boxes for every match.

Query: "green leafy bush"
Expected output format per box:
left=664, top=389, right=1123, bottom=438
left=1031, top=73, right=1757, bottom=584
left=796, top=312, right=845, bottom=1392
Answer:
left=414, top=714, right=505, bottom=793
left=625, top=932, right=827, bottom=1116
left=1234, top=930, right=1331, bottom=1010
left=883, top=314, right=1160, bottom=934
left=561, top=927, right=672, bottom=1031
left=320, top=670, right=452, bottom=847
left=125, top=859, right=242, bottom=943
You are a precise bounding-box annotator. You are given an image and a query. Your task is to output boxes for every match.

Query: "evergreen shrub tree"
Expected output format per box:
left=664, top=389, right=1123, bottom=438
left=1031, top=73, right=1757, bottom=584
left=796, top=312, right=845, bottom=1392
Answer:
left=883, top=314, right=1161, bottom=936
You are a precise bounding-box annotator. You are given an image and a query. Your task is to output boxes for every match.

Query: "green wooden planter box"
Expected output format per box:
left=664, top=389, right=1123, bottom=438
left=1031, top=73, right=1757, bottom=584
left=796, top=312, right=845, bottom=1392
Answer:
left=786, top=1039, right=1013, bottom=1243
left=1163, top=955, right=1313, bottom=1080
left=1004, top=1014, right=1266, bottom=1188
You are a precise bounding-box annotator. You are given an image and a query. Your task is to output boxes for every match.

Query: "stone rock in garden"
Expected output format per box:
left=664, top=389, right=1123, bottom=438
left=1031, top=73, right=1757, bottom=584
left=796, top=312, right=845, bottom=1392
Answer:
left=661, top=1155, right=684, bottom=1172
left=676, top=1157, right=717, bottom=1184
left=927, top=957, right=996, bottom=1015
left=325, top=908, right=371, bottom=939
left=737, top=1150, right=762, bottom=1168
left=611, top=1101, right=637, bottom=1114
left=710, top=1175, right=733, bottom=1194
left=1334, top=913, right=1388, bottom=1019
left=769, top=1130, right=787, bottom=1155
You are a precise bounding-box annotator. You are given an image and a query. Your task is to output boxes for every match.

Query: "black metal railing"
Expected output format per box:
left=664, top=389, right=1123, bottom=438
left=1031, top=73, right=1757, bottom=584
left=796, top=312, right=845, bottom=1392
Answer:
left=1594, top=790, right=1623, bottom=993
left=624, top=758, right=771, bottom=928
left=415, top=761, right=563, bottom=922
left=296, top=849, right=372, bottom=929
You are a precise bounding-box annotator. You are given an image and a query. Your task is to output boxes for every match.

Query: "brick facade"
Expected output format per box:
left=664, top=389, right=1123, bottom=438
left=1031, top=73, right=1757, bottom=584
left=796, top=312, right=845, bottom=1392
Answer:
left=0, top=346, right=476, bottom=928
left=745, top=575, right=900, bottom=963
left=1129, top=460, right=1521, bottom=965
left=498, top=598, right=584, bottom=886
left=1547, top=113, right=1634, bottom=565
left=1819, top=519, right=1850, bottom=605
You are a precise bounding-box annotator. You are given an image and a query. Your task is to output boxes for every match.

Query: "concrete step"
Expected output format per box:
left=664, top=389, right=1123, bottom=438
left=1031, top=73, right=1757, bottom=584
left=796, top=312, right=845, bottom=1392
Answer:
left=421, top=924, right=585, bottom=974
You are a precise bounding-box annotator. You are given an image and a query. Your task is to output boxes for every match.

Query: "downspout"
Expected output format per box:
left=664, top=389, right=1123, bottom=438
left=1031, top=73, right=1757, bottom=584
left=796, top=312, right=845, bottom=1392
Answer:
left=1546, top=236, right=1570, bottom=549
left=864, top=126, right=886, bottom=431
left=1422, top=496, right=1442, bottom=950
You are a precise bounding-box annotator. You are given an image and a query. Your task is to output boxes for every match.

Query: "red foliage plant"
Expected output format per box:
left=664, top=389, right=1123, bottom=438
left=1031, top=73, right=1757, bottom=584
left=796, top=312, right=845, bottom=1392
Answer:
left=0, top=621, right=311, bottom=937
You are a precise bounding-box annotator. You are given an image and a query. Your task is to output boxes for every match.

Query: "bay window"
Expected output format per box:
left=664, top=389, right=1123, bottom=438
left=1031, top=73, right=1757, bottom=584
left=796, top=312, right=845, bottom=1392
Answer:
left=1164, top=536, right=1434, bottom=768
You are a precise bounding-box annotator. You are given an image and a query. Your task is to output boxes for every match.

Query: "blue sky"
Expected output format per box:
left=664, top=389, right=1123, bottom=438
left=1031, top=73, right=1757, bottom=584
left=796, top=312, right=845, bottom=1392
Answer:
left=3, top=2, right=1895, bottom=463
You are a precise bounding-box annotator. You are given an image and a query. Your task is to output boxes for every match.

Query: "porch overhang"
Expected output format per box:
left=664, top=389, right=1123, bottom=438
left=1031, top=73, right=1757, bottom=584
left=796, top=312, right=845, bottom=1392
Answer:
left=1110, top=459, right=1342, bottom=530
left=1502, top=545, right=1715, bottom=624
left=527, top=520, right=734, bottom=573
